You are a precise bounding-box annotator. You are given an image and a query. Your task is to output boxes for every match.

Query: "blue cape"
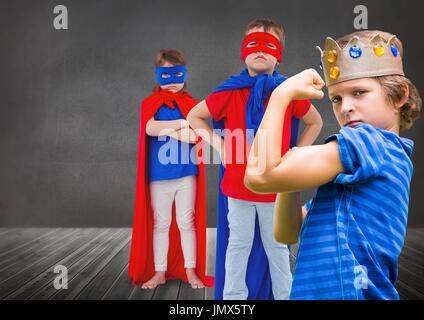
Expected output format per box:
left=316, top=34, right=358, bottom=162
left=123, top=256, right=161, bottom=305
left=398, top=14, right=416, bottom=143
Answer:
left=212, top=69, right=298, bottom=300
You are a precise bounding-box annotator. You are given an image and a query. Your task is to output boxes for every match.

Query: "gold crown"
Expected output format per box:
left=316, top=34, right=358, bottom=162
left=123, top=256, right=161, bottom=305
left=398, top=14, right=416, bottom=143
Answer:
left=317, top=34, right=404, bottom=86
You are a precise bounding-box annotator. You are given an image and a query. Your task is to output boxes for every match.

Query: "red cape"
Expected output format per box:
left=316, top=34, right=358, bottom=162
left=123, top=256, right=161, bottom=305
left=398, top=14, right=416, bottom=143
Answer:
left=128, top=88, right=213, bottom=287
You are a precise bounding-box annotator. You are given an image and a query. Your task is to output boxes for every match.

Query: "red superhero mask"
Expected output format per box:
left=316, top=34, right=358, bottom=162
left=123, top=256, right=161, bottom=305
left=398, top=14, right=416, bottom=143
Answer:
left=241, top=32, right=283, bottom=63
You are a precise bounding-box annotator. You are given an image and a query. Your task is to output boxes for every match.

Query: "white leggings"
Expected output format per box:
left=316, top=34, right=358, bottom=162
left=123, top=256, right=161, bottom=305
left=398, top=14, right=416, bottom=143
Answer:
left=150, top=175, right=197, bottom=271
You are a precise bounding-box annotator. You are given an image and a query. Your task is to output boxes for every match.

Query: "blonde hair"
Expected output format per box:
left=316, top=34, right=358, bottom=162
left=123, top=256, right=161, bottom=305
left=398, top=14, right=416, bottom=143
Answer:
left=336, top=30, right=421, bottom=131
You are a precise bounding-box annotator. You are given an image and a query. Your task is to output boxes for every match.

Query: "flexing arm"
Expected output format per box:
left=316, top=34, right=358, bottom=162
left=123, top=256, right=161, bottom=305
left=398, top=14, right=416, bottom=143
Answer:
left=251, top=141, right=342, bottom=244
left=245, top=69, right=343, bottom=244
left=246, top=141, right=343, bottom=193
left=244, top=69, right=343, bottom=194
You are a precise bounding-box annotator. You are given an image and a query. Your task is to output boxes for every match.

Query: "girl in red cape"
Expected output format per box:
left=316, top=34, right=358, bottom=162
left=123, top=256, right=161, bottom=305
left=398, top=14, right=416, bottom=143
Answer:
left=128, top=49, right=213, bottom=289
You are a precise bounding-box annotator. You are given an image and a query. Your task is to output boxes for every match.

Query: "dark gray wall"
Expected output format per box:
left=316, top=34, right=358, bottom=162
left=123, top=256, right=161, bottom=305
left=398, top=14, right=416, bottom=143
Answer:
left=1, top=0, right=423, bottom=227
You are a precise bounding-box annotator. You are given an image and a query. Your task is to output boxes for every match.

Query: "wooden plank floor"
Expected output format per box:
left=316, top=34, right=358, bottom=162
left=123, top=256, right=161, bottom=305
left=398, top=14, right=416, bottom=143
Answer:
left=0, top=228, right=423, bottom=300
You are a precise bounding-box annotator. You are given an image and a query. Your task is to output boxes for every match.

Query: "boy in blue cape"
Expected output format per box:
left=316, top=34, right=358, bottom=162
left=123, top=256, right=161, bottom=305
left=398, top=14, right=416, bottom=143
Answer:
left=188, top=18, right=322, bottom=300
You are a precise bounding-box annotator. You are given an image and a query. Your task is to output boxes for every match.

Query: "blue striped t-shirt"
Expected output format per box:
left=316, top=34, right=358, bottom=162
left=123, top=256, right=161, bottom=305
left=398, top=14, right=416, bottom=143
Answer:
left=290, top=123, right=414, bottom=300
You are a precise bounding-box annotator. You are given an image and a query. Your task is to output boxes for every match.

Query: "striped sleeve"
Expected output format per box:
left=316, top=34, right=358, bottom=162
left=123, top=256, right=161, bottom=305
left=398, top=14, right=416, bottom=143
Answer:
left=325, top=124, right=386, bottom=184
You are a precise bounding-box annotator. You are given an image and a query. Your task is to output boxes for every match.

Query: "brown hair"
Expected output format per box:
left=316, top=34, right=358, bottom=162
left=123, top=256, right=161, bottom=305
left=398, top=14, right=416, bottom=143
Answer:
left=336, top=30, right=421, bottom=131
left=244, top=18, right=285, bottom=45
left=155, top=48, right=187, bottom=67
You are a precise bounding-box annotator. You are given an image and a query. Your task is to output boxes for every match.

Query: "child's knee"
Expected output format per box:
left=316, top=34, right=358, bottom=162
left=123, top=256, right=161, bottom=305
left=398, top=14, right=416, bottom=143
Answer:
left=176, top=210, right=195, bottom=232
left=263, top=240, right=290, bottom=258
left=228, top=231, right=255, bottom=250
left=154, top=215, right=172, bottom=232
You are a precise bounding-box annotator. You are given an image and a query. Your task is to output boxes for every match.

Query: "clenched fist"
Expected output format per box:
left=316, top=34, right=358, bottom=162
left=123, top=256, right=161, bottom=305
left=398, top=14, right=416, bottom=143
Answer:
left=273, top=69, right=326, bottom=101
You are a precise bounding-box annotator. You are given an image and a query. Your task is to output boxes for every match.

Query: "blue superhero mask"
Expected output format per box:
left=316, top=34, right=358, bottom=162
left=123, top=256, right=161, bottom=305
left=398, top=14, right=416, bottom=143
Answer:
left=155, top=65, right=187, bottom=86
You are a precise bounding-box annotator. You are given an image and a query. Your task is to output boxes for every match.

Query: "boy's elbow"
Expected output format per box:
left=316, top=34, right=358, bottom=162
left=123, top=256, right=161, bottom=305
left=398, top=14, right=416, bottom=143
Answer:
left=244, top=172, right=268, bottom=193
left=245, top=168, right=293, bottom=194
left=186, top=109, right=194, bottom=124
left=145, top=123, right=154, bottom=136
left=187, top=108, right=199, bottom=126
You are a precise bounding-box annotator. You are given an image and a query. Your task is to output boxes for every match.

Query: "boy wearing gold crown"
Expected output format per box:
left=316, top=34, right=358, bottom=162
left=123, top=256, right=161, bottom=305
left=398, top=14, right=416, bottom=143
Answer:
left=244, top=30, right=421, bottom=299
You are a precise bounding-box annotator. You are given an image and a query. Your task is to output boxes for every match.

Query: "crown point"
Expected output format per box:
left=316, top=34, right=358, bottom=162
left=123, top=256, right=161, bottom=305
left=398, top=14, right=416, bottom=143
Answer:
left=325, top=37, right=341, bottom=51
left=316, top=46, right=324, bottom=57
left=346, top=36, right=360, bottom=47
left=387, top=35, right=398, bottom=46
left=370, top=34, right=384, bottom=46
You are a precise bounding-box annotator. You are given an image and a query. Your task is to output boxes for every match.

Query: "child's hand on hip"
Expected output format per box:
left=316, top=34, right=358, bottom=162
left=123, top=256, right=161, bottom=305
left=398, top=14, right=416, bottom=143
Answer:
left=179, top=119, right=190, bottom=129
left=189, top=129, right=198, bottom=143
left=274, top=69, right=325, bottom=101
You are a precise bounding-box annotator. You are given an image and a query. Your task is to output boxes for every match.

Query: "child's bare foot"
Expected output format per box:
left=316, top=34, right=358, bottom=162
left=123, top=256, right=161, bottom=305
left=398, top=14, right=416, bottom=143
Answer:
left=142, top=271, right=166, bottom=289
left=186, top=268, right=204, bottom=289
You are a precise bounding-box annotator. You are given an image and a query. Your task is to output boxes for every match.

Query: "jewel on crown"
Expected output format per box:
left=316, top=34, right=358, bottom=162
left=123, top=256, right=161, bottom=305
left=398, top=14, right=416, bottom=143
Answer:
left=316, top=33, right=404, bottom=86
